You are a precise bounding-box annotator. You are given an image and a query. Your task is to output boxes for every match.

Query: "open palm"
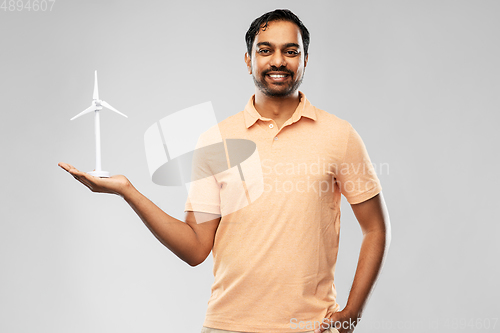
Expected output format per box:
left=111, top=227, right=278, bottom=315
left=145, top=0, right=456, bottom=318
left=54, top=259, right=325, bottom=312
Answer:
left=58, top=162, right=131, bottom=197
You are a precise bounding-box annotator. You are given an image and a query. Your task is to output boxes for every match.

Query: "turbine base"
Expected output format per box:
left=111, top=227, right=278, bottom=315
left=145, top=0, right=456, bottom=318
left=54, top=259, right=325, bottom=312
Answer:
left=88, top=170, right=110, bottom=178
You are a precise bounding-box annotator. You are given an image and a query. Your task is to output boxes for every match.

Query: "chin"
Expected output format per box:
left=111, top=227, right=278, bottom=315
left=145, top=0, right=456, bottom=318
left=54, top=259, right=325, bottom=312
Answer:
left=264, top=91, right=293, bottom=98
left=264, top=86, right=298, bottom=97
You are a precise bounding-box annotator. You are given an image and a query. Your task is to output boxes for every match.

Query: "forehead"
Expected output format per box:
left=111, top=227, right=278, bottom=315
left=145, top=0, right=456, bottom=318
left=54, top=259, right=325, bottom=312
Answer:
left=253, top=20, right=303, bottom=48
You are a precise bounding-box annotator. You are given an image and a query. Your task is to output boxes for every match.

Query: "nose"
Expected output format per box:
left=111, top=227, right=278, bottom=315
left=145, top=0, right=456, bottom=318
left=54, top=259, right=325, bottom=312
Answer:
left=269, top=50, right=286, bottom=68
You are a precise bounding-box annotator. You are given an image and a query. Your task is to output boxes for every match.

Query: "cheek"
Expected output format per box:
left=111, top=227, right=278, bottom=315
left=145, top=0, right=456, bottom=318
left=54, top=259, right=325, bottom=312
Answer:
left=253, top=58, right=268, bottom=72
left=295, top=62, right=306, bottom=75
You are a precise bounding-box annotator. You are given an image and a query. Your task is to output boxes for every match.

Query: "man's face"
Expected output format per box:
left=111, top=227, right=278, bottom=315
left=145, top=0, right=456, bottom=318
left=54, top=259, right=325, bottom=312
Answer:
left=245, top=20, right=308, bottom=98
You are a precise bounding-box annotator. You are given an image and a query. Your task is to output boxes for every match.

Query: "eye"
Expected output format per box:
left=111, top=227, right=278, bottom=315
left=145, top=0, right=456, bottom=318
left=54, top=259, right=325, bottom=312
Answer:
left=286, top=50, right=299, bottom=55
left=258, top=49, right=271, bottom=54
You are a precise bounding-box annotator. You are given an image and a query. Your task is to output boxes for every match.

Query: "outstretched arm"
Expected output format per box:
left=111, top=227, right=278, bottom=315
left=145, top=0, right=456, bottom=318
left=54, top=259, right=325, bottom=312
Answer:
left=316, top=192, right=391, bottom=333
left=58, top=162, right=220, bottom=266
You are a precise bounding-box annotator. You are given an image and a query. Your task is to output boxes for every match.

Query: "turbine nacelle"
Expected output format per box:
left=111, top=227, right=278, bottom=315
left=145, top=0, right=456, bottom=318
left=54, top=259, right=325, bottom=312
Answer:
left=70, top=71, right=127, bottom=121
left=93, top=100, right=103, bottom=110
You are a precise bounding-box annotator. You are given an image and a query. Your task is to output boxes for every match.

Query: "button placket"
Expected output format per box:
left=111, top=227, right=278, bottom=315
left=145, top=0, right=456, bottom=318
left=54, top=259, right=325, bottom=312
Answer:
left=267, top=121, right=279, bottom=142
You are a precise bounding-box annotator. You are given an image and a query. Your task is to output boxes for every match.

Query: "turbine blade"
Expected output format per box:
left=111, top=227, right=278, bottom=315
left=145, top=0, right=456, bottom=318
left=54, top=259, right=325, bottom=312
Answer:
left=70, top=104, right=96, bottom=120
left=101, top=101, right=128, bottom=118
left=93, top=70, right=99, bottom=100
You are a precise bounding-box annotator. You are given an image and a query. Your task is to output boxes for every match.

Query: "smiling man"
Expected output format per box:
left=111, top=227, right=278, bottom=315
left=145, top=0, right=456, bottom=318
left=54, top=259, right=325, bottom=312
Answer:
left=187, top=9, right=390, bottom=333
left=59, top=8, right=390, bottom=333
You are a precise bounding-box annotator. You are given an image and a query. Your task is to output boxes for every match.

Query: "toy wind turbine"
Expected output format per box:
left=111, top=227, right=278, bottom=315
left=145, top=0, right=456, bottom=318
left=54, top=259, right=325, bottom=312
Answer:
left=70, top=71, right=127, bottom=178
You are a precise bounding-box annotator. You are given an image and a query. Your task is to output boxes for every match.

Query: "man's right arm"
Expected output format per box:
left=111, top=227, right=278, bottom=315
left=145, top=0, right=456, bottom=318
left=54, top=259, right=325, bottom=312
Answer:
left=123, top=184, right=221, bottom=267
left=58, top=162, right=220, bottom=267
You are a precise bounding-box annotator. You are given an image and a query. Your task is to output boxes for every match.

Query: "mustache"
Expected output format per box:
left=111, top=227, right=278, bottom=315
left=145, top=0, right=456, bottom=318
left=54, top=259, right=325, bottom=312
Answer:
left=262, top=66, right=294, bottom=76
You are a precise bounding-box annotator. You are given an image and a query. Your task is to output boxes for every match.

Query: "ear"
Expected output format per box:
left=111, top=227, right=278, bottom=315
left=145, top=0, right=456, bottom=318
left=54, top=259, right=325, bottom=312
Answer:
left=304, top=53, right=308, bottom=68
left=244, top=52, right=252, bottom=74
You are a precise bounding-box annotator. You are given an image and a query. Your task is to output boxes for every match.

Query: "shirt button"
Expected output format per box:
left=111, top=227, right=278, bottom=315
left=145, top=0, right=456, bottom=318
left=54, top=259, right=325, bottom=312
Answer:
left=269, top=124, right=274, bottom=128
left=274, top=136, right=278, bottom=141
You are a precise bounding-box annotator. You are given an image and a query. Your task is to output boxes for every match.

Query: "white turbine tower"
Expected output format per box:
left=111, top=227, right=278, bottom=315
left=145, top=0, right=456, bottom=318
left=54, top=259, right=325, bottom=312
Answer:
left=71, top=71, right=127, bottom=178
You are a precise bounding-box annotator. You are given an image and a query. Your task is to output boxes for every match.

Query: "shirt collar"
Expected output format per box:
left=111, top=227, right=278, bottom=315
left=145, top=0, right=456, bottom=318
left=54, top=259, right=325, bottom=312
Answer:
left=243, top=91, right=317, bottom=129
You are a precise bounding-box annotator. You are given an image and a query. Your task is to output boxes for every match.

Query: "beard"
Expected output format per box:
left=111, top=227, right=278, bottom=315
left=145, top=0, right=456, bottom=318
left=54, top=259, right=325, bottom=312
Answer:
left=252, top=66, right=305, bottom=98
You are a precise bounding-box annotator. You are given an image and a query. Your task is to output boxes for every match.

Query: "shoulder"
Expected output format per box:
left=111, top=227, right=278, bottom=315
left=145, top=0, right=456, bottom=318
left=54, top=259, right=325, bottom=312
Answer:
left=216, top=110, right=250, bottom=138
left=197, top=110, right=246, bottom=145
left=312, top=105, right=353, bottom=136
left=218, top=110, right=246, bottom=128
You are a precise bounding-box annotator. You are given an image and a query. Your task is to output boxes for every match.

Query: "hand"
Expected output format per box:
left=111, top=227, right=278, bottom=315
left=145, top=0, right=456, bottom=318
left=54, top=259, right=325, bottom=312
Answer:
left=58, top=162, right=132, bottom=197
left=314, top=309, right=360, bottom=333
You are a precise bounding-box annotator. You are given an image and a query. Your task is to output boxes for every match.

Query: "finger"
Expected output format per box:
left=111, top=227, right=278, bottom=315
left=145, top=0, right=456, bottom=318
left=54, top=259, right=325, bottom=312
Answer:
left=315, top=320, right=329, bottom=333
left=69, top=169, right=85, bottom=178
left=58, top=162, right=72, bottom=172
left=75, top=171, right=97, bottom=185
left=68, top=168, right=92, bottom=185
left=80, top=181, right=95, bottom=192
left=59, top=162, right=82, bottom=176
left=314, top=326, right=327, bottom=333
left=80, top=178, right=95, bottom=191
left=73, top=172, right=97, bottom=189
left=315, top=314, right=334, bottom=333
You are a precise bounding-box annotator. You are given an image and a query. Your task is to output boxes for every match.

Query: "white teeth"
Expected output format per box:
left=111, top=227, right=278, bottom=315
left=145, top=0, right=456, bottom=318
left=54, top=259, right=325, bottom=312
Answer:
left=269, top=74, right=287, bottom=78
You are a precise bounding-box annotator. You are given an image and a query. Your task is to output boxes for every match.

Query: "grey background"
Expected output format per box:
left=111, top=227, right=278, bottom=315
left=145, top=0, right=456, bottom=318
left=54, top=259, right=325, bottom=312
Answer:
left=1, top=0, right=499, bottom=332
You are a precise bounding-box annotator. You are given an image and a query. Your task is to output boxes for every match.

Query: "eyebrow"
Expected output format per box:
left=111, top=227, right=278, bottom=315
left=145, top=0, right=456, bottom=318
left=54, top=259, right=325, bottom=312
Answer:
left=256, top=42, right=300, bottom=49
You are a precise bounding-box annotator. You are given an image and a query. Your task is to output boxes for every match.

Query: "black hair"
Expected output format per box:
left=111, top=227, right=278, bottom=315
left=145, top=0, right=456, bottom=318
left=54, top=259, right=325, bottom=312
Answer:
left=245, top=9, right=310, bottom=58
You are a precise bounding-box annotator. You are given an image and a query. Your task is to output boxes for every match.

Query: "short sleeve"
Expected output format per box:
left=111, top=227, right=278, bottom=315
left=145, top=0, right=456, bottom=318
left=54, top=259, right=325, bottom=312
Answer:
left=336, top=124, right=382, bottom=204
left=184, top=133, right=222, bottom=215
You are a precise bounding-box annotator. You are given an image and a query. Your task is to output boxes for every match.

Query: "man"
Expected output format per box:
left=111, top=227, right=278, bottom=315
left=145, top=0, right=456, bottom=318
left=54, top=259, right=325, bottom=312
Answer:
left=59, top=9, right=390, bottom=333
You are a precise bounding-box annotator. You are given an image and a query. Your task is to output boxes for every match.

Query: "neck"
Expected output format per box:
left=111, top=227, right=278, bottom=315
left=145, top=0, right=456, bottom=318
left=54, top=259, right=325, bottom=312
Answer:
left=253, top=89, right=301, bottom=121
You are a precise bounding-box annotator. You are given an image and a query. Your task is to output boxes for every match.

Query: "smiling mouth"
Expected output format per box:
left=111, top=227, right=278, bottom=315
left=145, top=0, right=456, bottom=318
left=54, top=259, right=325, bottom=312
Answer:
left=265, top=73, right=291, bottom=82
